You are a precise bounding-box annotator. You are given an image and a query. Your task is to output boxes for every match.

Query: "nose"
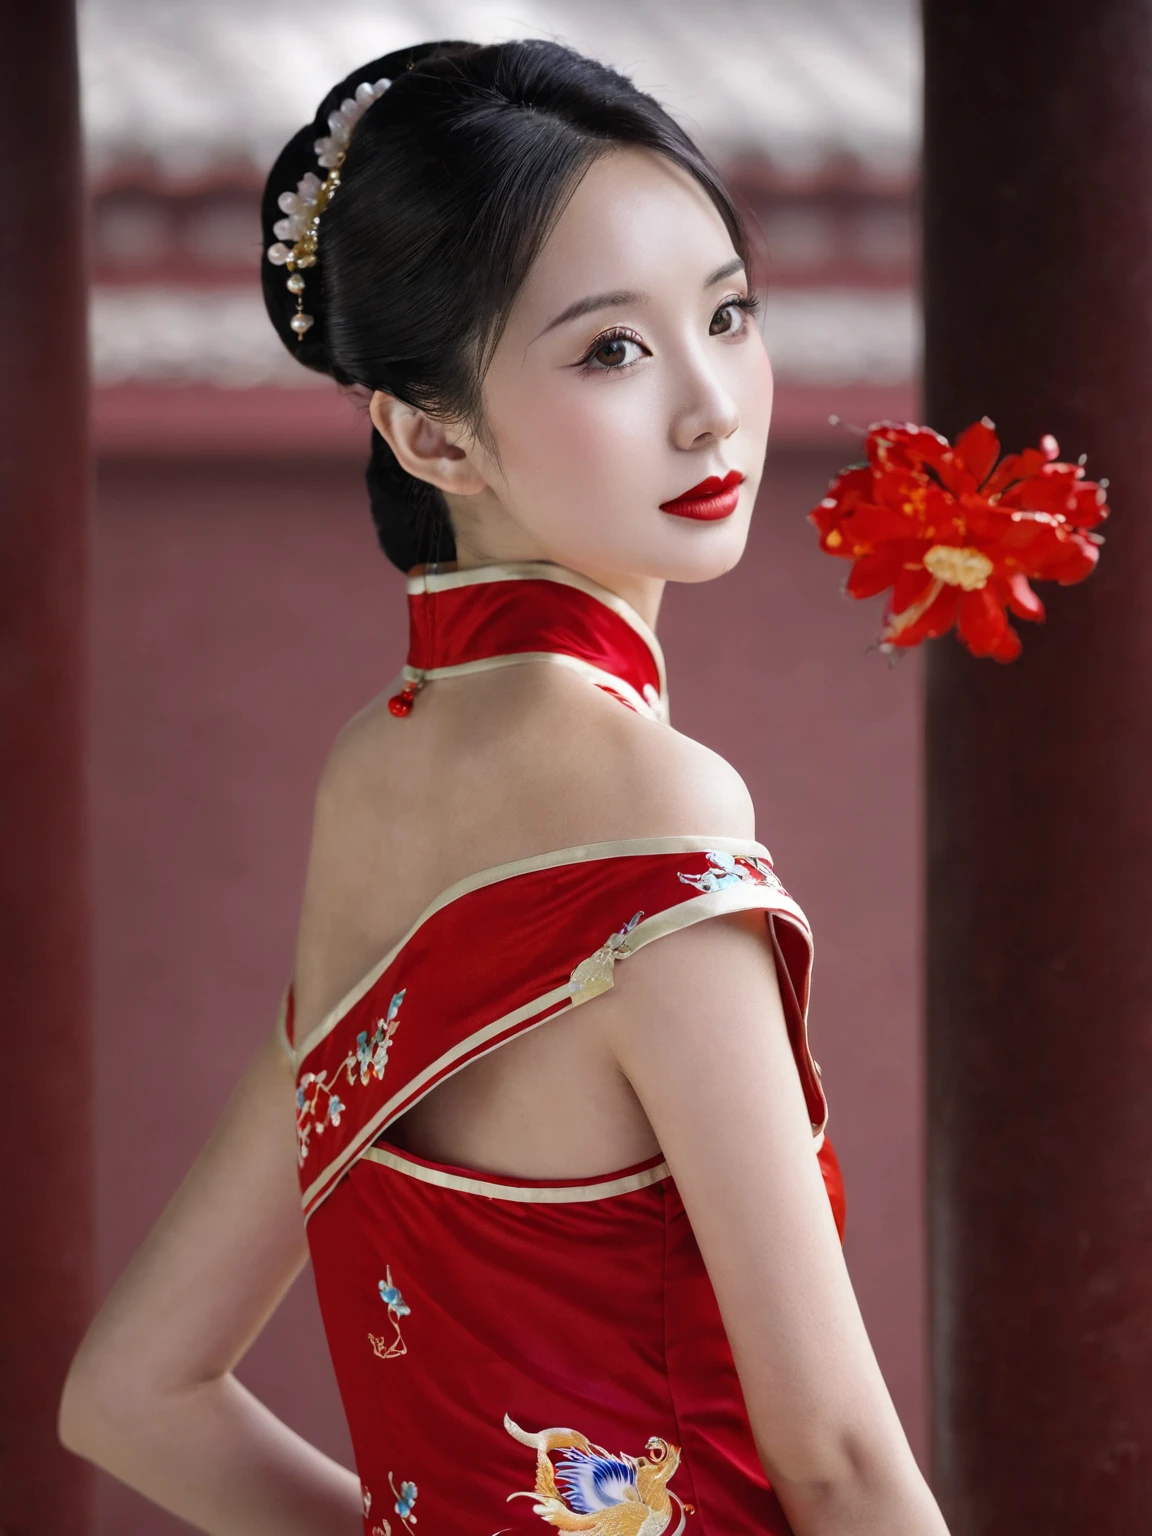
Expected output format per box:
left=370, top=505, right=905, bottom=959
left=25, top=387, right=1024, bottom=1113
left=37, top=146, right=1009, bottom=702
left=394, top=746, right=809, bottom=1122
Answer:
left=669, top=354, right=742, bottom=450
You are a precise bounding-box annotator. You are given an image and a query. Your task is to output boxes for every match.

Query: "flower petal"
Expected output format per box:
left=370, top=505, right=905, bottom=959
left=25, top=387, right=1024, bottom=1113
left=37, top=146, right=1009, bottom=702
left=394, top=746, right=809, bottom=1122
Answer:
left=953, top=417, right=1001, bottom=488
left=847, top=547, right=904, bottom=599
left=807, top=466, right=873, bottom=547
left=1066, top=481, right=1109, bottom=529
left=957, top=587, right=1011, bottom=657
left=890, top=565, right=936, bottom=615
left=1004, top=572, right=1046, bottom=623
left=1049, top=536, right=1101, bottom=585
left=982, top=445, right=1048, bottom=498
left=868, top=422, right=959, bottom=491
left=842, top=502, right=922, bottom=545
left=884, top=584, right=960, bottom=648
left=990, top=624, right=1023, bottom=662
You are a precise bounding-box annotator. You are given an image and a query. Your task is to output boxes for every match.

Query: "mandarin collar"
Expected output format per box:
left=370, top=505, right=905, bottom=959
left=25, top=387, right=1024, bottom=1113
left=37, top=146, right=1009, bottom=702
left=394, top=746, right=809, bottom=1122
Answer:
left=387, top=561, right=669, bottom=722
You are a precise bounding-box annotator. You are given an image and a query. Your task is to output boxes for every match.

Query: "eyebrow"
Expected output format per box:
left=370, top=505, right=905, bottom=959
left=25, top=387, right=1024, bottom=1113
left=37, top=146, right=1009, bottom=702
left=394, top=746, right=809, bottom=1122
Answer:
left=534, top=256, right=747, bottom=341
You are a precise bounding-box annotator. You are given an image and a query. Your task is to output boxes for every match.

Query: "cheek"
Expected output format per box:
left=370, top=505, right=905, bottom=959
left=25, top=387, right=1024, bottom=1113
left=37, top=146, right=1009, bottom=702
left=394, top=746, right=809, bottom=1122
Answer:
left=751, top=341, right=774, bottom=432
left=486, top=374, right=659, bottom=529
left=727, top=329, right=773, bottom=445
left=758, top=340, right=777, bottom=427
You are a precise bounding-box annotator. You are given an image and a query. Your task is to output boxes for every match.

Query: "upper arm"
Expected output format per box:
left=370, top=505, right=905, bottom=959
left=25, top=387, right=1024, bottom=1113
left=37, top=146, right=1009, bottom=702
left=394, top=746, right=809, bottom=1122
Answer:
left=596, top=896, right=912, bottom=1492
left=63, top=1027, right=307, bottom=1417
left=288, top=692, right=410, bottom=1037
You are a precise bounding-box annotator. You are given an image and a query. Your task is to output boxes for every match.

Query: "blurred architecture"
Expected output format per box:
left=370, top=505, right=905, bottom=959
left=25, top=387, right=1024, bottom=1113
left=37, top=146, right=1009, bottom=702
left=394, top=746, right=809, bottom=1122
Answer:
left=83, top=0, right=920, bottom=453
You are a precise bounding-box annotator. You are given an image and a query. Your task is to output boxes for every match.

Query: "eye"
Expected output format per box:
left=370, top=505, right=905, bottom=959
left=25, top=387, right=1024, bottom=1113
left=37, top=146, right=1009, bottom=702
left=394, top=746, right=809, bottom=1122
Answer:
left=710, top=292, right=762, bottom=336
left=578, top=328, right=649, bottom=375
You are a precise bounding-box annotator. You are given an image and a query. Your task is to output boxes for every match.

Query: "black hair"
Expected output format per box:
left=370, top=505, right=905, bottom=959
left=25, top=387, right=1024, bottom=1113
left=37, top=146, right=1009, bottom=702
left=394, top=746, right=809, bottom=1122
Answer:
left=261, top=38, right=754, bottom=573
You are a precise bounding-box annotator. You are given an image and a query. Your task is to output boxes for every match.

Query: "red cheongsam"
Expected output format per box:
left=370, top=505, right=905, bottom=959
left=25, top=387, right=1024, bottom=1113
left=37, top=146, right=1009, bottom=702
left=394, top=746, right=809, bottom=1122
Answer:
left=279, top=561, right=846, bottom=1536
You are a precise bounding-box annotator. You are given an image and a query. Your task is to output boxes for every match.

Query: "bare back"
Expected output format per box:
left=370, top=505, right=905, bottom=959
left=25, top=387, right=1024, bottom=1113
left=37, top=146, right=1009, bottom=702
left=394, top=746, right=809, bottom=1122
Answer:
left=291, top=655, right=754, bottom=1181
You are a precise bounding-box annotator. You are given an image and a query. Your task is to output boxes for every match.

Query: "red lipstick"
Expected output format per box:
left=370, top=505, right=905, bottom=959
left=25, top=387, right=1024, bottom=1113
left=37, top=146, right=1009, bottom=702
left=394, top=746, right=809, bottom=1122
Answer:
left=659, top=468, right=745, bottom=521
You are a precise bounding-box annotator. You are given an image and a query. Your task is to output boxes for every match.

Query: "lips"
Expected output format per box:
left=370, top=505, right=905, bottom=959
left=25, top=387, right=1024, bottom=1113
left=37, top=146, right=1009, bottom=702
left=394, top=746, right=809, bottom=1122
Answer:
left=659, top=468, right=745, bottom=521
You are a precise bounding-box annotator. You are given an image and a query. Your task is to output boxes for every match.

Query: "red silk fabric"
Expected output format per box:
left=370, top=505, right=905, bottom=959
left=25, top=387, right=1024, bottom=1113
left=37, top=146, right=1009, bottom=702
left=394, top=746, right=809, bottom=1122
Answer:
left=402, top=563, right=667, bottom=717
left=287, top=565, right=846, bottom=1535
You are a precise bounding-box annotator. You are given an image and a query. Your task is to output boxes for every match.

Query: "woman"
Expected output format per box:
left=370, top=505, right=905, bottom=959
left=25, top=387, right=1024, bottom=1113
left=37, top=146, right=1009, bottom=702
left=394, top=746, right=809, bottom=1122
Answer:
left=60, top=38, right=949, bottom=1536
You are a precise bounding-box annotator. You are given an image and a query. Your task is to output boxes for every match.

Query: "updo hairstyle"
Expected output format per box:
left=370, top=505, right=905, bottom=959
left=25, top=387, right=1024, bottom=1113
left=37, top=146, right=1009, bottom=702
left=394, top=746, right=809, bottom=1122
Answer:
left=261, top=38, right=753, bottom=572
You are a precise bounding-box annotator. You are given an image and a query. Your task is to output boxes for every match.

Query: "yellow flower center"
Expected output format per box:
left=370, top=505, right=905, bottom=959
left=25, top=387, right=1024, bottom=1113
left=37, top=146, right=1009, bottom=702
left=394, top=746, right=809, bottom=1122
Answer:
left=922, top=543, right=994, bottom=591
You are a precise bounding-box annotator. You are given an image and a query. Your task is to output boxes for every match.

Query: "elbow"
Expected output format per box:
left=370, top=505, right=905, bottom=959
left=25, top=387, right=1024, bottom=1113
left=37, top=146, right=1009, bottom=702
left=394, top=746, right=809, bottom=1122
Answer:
left=765, top=1432, right=935, bottom=1530
left=58, top=1356, right=100, bottom=1459
left=58, top=1350, right=119, bottom=1461
left=58, top=1343, right=154, bottom=1465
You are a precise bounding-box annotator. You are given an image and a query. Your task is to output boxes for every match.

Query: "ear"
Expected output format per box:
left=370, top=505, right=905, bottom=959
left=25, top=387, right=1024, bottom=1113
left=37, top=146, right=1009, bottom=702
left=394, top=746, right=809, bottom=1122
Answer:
left=369, top=391, right=488, bottom=496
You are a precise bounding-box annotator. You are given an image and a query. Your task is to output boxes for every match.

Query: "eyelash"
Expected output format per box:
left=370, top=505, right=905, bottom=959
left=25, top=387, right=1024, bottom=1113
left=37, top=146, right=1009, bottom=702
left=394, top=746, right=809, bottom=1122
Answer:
left=577, top=291, right=762, bottom=376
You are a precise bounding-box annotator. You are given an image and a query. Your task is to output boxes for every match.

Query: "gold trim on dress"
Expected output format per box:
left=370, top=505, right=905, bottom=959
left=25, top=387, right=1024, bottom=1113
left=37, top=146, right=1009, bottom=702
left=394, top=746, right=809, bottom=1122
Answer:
left=405, top=559, right=670, bottom=720
left=300, top=983, right=573, bottom=1214
left=401, top=651, right=657, bottom=719
left=362, top=1144, right=672, bottom=1202
left=299, top=877, right=824, bottom=1223
left=293, top=835, right=774, bottom=1064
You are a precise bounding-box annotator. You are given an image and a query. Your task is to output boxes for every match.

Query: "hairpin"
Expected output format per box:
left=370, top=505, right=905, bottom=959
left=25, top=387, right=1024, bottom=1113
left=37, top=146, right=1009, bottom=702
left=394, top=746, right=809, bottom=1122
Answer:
left=266, top=77, right=392, bottom=339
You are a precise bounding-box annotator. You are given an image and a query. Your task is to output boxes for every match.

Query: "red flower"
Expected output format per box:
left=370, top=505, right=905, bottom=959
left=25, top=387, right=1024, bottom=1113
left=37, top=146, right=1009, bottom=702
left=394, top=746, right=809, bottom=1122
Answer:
left=808, top=418, right=1108, bottom=662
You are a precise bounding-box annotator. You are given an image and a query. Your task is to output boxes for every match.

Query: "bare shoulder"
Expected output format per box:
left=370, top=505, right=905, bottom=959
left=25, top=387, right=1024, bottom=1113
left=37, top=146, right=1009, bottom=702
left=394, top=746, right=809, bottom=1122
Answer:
left=291, top=665, right=757, bottom=1030
left=312, top=675, right=408, bottom=813
left=291, top=678, right=418, bottom=1027
left=544, top=676, right=758, bottom=842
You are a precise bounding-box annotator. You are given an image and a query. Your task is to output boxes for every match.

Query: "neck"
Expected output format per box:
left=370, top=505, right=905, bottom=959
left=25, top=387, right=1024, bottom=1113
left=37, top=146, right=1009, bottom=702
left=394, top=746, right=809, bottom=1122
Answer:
left=444, top=489, right=667, bottom=629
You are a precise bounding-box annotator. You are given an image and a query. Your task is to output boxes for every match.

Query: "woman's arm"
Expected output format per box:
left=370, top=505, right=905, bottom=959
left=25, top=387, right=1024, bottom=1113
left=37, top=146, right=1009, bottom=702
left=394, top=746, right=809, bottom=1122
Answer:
left=599, top=906, right=949, bottom=1536
left=58, top=1028, right=362, bottom=1536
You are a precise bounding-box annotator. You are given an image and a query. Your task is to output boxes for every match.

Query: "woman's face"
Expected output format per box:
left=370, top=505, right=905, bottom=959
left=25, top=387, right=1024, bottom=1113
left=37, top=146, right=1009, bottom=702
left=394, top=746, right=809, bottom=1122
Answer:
left=456, top=145, right=773, bottom=589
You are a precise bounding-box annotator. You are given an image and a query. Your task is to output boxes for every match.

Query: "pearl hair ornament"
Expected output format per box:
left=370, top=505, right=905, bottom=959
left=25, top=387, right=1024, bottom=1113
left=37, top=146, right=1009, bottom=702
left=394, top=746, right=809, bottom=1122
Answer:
left=266, top=77, right=392, bottom=339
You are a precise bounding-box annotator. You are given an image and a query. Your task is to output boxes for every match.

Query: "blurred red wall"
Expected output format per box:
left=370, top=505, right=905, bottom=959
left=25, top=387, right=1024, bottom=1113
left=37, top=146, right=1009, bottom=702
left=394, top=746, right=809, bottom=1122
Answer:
left=90, top=445, right=924, bottom=1534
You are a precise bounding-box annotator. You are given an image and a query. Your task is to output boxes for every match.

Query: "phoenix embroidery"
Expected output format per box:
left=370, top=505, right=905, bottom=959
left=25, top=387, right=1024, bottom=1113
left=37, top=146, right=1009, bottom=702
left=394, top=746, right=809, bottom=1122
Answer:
left=502, top=1414, right=692, bottom=1533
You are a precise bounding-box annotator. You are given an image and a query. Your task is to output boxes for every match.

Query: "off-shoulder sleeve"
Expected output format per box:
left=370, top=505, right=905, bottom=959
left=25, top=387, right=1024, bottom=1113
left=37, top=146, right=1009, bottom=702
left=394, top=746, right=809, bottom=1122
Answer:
left=290, top=838, right=829, bottom=1222
left=575, top=849, right=826, bottom=1143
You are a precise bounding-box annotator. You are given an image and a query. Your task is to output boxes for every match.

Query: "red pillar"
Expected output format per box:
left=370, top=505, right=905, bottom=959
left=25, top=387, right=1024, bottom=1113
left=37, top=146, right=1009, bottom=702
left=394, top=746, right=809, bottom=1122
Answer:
left=0, top=4, right=93, bottom=1529
left=922, top=3, right=1152, bottom=1530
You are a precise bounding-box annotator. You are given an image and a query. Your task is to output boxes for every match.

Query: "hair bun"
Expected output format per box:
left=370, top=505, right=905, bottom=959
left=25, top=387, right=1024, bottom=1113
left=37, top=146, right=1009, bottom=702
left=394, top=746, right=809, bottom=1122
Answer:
left=260, top=42, right=470, bottom=383
left=258, top=38, right=749, bottom=573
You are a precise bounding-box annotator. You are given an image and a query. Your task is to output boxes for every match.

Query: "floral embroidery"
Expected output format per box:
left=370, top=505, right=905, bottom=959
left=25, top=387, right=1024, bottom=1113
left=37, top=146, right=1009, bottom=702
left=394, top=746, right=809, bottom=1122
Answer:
left=296, top=989, right=407, bottom=1163
left=503, top=1414, right=692, bottom=1533
left=363, top=1474, right=418, bottom=1535
left=392, top=1474, right=418, bottom=1527
left=568, top=911, right=643, bottom=1005
left=677, top=850, right=787, bottom=897
left=369, top=1264, right=410, bottom=1359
